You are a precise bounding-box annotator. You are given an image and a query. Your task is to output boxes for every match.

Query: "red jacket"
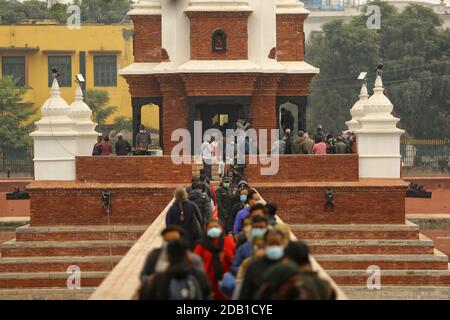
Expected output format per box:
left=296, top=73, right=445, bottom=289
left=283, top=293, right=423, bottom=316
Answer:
left=194, top=235, right=236, bottom=300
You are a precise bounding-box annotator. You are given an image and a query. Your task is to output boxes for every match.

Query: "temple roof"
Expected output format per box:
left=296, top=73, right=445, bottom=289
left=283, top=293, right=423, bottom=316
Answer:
left=128, top=0, right=161, bottom=16
left=184, top=0, right=253, bottom=12
left=276, top=0, right=310, bottom=15
left=119, top=60, right=319, bottom=75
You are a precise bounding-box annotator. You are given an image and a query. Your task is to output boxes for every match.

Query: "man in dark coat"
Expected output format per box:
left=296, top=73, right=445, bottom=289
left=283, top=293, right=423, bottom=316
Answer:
left=280, top=108, right=295, bottom=133
left=115, top=133, right=131, bottom=156
left=188, top=181, right=213, bottom=224
left=239, top=229, right=286, bottom=300
left=216, top=177, right=233, bottom=224
left=136, top=124, right=152, bottom=150
left=139, top=240, right=212, bottom=300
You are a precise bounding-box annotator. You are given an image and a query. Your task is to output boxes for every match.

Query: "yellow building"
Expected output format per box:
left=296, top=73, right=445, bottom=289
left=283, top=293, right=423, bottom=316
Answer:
left=0, top=23, right=159, bottom=129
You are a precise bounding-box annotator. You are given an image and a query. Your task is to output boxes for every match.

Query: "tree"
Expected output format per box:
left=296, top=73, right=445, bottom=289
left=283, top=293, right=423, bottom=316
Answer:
left=78, top=0, right=132, bottom=24
left=306, top=1, right=450, bottom=138
left=0, top=0, right=132, bottom=25
left=110, top=115, right=132, bottom=138
left=0, top=77, right=34, bottom=157
left=83, top=89, right=118, bottom=134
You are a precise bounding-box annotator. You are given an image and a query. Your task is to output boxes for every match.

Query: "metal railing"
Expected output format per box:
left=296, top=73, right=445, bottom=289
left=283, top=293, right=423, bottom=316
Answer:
left=401, top=138, right=450, bottom=168
left=0, top=147, right=33, bottom=177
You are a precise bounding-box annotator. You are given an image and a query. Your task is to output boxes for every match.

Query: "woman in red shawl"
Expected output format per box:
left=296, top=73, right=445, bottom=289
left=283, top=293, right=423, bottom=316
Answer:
left=194, top=219, right=236, bottom=300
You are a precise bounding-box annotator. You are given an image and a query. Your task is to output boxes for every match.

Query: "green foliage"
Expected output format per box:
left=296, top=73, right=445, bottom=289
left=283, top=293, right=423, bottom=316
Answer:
left=0, top=77, right=34, bottom=153
left=83, top=89, right=117, bottom=133
left=0, top=0, right=132, bottom=25
left=76, top=0, right=132, bottom=24
left=306, top=1, right=450, bottom=138
left=110, top=115, right=132, bottom=138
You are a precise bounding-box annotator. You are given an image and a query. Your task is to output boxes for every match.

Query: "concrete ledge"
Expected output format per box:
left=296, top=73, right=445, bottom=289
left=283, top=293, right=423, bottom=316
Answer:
left=0, top=287, right=95, bottom=300
left=407, top=214, right=450, bottom=230
left=341, top=285, right=450, bottom=300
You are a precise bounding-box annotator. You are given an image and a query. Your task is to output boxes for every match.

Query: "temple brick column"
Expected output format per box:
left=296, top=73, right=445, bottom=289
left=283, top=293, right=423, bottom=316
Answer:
left=276, top=0, right=309, bottom=61
left=157, top=75, right=188, bottom=155
left=251, top=76, right=281, bottom=148
left=128, top=0, right=162, bottom=62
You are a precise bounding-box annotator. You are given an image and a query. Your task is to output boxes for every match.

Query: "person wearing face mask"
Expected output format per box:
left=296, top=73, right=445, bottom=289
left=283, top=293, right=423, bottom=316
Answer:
left=226, top=185, right=249, bottom=234
left=231, top=215, right=268, bottom=275
left=139, top=225, right=204, bottom=284
left=194, top=219, right=236, bottom=300
left=215, top=177, right=233, bottom=224
left=238, top=229, right=286, bottom=300
left=136, top=124, right=152, bottom=151
left=232, top=188, right=261, bottom=235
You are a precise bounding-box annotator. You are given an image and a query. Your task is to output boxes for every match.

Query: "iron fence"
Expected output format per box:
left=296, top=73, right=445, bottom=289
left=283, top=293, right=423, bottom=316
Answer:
left=401, top=138, right=450, bottom=168
left=0, top=147, right=34, bottom=177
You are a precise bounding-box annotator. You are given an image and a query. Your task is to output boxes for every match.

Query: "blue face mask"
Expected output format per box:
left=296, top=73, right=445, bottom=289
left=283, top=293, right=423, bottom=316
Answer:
left=266, top=245, right=284, bottom=260
left=207, top=227, right=222, bottom=238
left=251, top=228, right=266, bottom=238
left=240, top=194, right=247, bottom=202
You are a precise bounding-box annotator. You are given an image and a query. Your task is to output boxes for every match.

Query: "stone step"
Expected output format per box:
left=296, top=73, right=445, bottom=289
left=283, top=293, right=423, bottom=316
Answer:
left=0, top=239, right=135, bottom=257
left=327, top=268, right=450, bottom=285
left=291, top=222, right=420, bottom=240
left=0, top=271, right=108, bottom=288
left=314, top=250, right=449, bottom=270
left=340, top=285, right=450, bottom=300
left=305, top=237, right=435, bottom=255
left=0, top=287, right=95, bottom=300
left=15, top=225, right=147, bottom=242
left=0, top=255, right=123, bottom=272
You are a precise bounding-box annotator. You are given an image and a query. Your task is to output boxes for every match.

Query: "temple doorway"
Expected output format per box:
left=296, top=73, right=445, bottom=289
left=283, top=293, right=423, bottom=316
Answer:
left=199, top=104, right=241, bottom=136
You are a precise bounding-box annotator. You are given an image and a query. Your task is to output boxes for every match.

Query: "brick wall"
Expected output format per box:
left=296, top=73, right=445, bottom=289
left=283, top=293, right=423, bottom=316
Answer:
left=156, top=75, right=190, bottom=154
left=76, top=156, right=192, bottom=184
left=255, top=181, right=408, bottom=224
left=246, top=155, right=359, bottom=182
left=28, top=184, right=174, bottom=225
left=186, top=12, right=250, bottom=60
left=130, top=15, right=162, bottom=62
left=276, top=14, right=307, bottom=61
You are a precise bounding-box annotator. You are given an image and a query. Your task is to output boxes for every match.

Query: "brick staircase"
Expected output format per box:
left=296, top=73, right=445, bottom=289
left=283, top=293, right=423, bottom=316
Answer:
left=291, top=221, right=450, bottom=299
left=0, top=225, right=147, bottom=299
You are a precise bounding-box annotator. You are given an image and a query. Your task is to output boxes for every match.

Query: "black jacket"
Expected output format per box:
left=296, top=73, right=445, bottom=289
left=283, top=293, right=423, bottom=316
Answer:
left=166, top=201, right=203, bottom=248
left=239, top=257, right=282, bottom=300
left=115, top=139, right=131, bottom=156
left=140, top=248, right=162, bottom=283
left=226, top=202, right=245, bottom=234
left=139, top=263, right=212, bottom=300
left=188, top=190, right=212, bottom=224
left=216, top=186, right=233, bottom=223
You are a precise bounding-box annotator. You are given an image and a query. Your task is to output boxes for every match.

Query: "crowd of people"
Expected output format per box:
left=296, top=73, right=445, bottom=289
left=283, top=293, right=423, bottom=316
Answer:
left=275, top=124, right=357, bottom=155
left=138, top=170, right=336, bottom=300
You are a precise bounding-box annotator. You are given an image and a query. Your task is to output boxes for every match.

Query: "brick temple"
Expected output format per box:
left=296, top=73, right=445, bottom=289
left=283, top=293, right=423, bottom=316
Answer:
left=121, top=0, right=318, bottom=151
left=0, top=0, right=449, bottom=300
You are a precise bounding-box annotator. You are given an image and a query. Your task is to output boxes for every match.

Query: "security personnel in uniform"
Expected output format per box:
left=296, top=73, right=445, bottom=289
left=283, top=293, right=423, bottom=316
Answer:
left=215, top=177, right=234, bottom=224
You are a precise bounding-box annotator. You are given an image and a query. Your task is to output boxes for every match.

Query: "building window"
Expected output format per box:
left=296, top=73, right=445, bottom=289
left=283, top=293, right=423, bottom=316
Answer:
left=2, top=56, right=25, bottom=87
left=94, top=55, right=117, bottom=87
left=212, top=29, right=227, bottom=53
left=48, top=56, right=71, bottom=87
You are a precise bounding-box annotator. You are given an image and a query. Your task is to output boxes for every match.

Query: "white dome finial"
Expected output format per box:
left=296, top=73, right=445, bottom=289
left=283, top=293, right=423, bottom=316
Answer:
left=357, top=71, right=404, bottom=133
left=346, top=81, right=369, bottom=131
left=40, top=78, right=70, bottom=117
left=69, top=85, right=97, bottom=133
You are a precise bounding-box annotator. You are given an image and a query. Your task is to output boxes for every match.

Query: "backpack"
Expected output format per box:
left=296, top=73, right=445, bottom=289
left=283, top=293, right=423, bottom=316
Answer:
left=92, top=143, right=102, bottom=156
left=169, top=274, right=203, bottom=300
